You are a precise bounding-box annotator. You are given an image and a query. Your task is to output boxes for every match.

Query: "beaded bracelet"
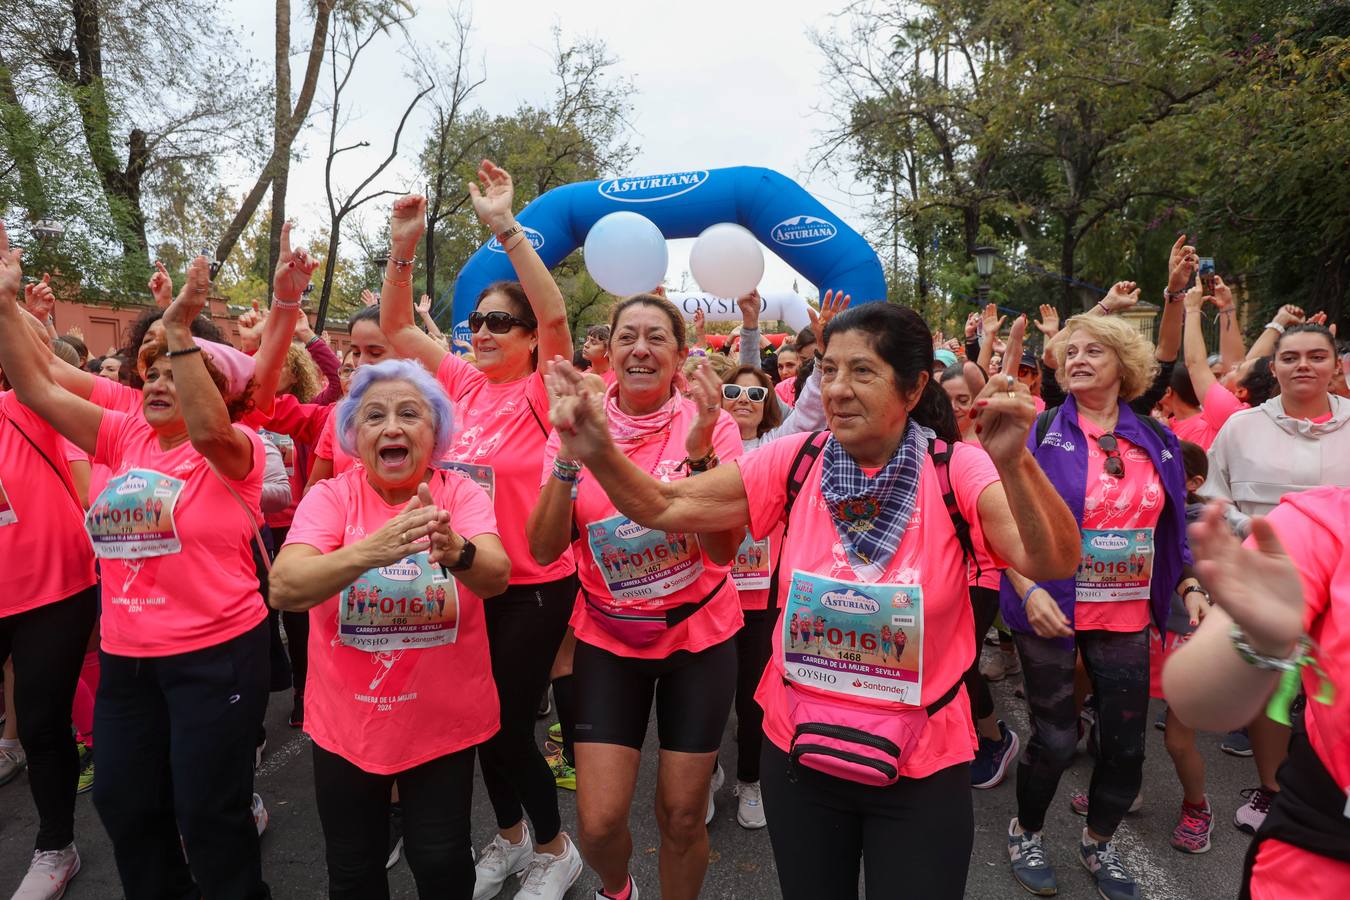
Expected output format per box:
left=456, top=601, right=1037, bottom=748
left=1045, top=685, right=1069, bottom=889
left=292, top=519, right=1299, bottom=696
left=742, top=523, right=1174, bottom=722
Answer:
left=1230, top=625, right=1336, bottom=725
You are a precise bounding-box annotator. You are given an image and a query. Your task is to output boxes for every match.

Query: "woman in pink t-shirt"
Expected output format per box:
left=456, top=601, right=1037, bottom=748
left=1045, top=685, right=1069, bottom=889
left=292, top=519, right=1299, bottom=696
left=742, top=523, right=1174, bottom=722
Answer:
left=1003, top=312, right=1200, bottom=898
left=378, top=163, right=586, bottom=896
left=1167, top=490, right=1350, bottom=898
left=527, top=294, right=752, bottom=900
left=542, top=302, right=1079, bottom=899
left=0, top=274, right=98, bottom=897
left=272, top=359, right=511, bottom=899
left=0, top=249, right=312, bottom=898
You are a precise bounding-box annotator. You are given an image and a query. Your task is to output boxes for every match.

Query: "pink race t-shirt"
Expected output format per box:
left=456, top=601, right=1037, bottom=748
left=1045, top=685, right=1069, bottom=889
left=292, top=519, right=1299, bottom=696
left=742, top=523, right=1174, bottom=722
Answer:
left=1073, top=416, right=1163, bottom=633
left=284, top=468, right=501, bottom=774
left=87, top=377, right=147, bottom=501
left=775, top=377, right=796, bottom=409
left=742, top=434, right=1003, bottom=779
left=91, top=411, right=267, bottom=657
left=436, top=354, right=574, bottom=586
left=0, top=393, right=97, bottom=616
left=1247, top=487, right=1350, bottom=895
left=313, top=405, right=358, bottom=477
left=1170, top=382, right=1247, bottom=451
left=542, top=399, right=745, bottom=659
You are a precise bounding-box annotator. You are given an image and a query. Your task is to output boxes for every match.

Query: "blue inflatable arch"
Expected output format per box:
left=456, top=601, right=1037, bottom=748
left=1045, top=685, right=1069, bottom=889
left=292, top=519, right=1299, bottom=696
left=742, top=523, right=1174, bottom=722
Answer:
left=446, top=166, right=886, bottom=341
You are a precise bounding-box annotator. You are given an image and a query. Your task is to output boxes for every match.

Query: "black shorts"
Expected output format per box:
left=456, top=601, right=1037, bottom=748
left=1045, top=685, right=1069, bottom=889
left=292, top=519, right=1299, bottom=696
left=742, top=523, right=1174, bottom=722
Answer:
left=573, top=637, right=737, bottom=753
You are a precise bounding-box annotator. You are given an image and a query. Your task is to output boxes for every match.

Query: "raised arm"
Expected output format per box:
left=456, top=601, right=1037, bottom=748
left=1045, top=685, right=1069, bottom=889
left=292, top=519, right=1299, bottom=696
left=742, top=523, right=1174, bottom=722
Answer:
left=977, top=303, right=1004, bottom=374
left=969, top=374, right=1081, bottom=581
left=535, top=359, right=752, bottom=538
left=737, top=291, right=763, bottom=369
left=1182, top=285, right=1219, bottom=398
left=416, top=294, right=449, bottom=348
left=1246, top=304, right=1305, bottom=362
left=380, top=195, right=454, bottom=374
left=1156, top=234, right=1197, bottom=363
left=0, top=237, right=104, bottom=454
left=162, top=257, right=255, bottom=481
left=1210, top=276, right=1245, bottom=368
left=471, top=160, right=570, bottom=362
left=299, top=313, right=343, bottom=405
left=250, top=223, right=317, bottom=415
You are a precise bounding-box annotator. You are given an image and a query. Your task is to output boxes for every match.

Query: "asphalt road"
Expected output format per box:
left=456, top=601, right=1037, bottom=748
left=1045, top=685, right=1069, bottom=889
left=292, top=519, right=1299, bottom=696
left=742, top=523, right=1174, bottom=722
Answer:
left=1, top=646, right=1250, bottom=899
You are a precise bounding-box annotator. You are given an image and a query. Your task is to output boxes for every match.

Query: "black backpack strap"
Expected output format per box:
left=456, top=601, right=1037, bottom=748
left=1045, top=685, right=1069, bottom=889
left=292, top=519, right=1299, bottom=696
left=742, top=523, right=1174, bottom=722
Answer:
left=6, top=416, right=82, bottom=513
left=1033, top=406, right=1060, bottom=447
left=766, top=431, right=829, bottom=610
left=928, top=437, right=978, bottom=581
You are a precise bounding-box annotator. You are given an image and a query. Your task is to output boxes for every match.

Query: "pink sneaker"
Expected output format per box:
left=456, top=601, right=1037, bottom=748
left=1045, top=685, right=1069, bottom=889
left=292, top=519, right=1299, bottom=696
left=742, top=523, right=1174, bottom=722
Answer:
left=1171, top=800, right=1213, bottom=853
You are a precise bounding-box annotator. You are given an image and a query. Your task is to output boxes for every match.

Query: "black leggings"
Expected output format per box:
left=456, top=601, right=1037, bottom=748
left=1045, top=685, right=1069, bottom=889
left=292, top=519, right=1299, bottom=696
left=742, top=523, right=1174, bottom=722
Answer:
left=1014, top=628, right=1149, bottom=837
left=760, top=742, right=973, bottom=899
left=574, top=637, right=737, bottom=753
left=734, top=608, right=776, bottom=783
left=313, top=742, right=475, bottom=900
left=963, top=587, right=1001, bottom=723
left=0, top=588, right=97, bottom=851
left=476, top=576, right=576, bottom=844
left=270, top=526, right=309, bottom=697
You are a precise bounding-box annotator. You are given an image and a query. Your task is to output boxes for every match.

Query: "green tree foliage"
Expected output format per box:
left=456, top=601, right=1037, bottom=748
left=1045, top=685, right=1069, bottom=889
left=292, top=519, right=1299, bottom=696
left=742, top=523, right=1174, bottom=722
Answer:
left=815, top=0, right=1349, bottom=336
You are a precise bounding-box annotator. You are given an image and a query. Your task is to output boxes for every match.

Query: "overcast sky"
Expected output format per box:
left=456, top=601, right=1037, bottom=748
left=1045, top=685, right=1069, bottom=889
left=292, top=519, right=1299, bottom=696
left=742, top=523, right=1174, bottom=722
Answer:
left=223, top=0, right=874, bottom=302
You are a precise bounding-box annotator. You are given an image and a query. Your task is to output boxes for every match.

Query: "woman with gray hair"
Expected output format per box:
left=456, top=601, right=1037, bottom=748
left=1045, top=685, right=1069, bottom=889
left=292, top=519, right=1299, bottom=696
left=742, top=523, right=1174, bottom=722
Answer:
left=270, top=359, right=510, bottom=900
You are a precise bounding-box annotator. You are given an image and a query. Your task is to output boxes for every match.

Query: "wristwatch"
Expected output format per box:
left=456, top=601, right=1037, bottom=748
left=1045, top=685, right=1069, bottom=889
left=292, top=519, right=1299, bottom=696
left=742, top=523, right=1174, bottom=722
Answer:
left=447, top=538, right=477, bottom=572
left=1181, top=584, right=1212, bottom=606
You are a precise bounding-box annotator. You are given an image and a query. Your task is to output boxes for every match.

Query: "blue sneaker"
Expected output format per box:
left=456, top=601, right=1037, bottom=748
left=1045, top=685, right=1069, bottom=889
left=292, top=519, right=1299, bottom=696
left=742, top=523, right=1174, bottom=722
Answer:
left=1007, top=819, right=1057, bottom=896
left=1079, top=833, right=1140, bottom=900
left=1221, top=729, right=1253, bottom=757
left=972, top=721, right=1020, bottom=790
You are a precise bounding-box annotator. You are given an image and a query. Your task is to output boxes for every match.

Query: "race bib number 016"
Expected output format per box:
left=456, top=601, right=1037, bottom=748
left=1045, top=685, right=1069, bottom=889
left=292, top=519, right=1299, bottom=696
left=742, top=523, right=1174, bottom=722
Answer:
left=730, top=534, right=770, bottom=591
left=340, top=551, right=459, bottom=651
left=86, top=468, right=184, bottom=559
left=1076, top=528, right=1154, bottom=603
left=782, top=570, right=923, bottom=704
left=587, top=513, right=703, bottom=605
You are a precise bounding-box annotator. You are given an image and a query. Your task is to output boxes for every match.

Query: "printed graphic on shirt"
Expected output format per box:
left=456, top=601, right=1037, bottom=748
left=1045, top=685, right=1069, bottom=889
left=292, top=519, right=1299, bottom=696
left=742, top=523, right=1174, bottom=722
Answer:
left=586, top=513, right=703, bottom=605
left=85, top=468, right=184, bottom=558
left=731, top=534, right=771, bottom=591
left=264, top=430, right=296, bottom=477
left=782, top=570, right=923, bottom=704
left=1076, top=528, right=1155, bottom=603
left=436, top=460, right=495, bottom=500
left=339, top=551, right=459, bottom=651
left=0, top=474, right=15, bottom=527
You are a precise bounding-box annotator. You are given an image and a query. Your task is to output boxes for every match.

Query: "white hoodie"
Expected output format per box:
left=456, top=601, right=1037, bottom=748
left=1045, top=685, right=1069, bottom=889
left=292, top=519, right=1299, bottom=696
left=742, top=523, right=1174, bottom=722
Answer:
left=1200, top=394, right=1350, bottom=534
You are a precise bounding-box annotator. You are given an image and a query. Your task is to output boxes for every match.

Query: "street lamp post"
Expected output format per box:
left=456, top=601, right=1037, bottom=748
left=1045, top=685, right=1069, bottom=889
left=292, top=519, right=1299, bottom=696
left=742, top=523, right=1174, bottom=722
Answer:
left=973, top=245, right=997, bottom=303
left=32, top=219, right=66, bottom=242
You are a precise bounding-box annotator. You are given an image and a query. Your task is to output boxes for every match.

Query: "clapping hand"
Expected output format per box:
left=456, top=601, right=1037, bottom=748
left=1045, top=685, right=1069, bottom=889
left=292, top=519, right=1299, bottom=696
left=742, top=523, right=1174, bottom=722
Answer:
left=149, top=260, right=174, bottom=309
left=981, top=302, right=1005, bottom=339
left=389, top=195, right=427, bottom=254
left=1034, top=303, right=1059, bottom=338
left=365, top=485, right=452, bottom=568
left=468, top=160, right=516, bottom=235
left=163, top=256, right=212, bottom=330
left=1102, top=281, right=1141, bottom=313
left=21, top=273, right=55, bottom=322
left=236, top=300, right=268, bottom=353
left=544, top=357, right=612, bottom=463
left=810, top=289, right=851, bottom=348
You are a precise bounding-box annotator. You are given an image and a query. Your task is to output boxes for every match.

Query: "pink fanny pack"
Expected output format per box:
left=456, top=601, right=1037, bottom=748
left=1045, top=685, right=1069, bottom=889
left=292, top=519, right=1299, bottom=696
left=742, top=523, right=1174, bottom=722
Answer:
left=583, top=576, right=728, bottom=648
left=784, top=681, right=961, bottom=786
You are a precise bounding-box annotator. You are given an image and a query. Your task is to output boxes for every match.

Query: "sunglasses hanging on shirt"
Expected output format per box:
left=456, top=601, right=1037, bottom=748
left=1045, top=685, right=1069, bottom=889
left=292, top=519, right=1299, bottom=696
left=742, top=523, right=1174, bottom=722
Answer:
left=1096, top=433, right=1126, bottom=479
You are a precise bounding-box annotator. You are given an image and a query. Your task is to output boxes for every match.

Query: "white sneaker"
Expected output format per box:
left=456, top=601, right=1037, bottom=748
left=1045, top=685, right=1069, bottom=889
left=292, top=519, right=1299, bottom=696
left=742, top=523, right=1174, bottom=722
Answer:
left=705, top=763, right=725, bottom=825
left=735, top=781, right=766, bottom=829
left=516, top=833, right=584, bottom=899
left=473, top=826, right=533, bottom=900
left=0, top=744, right=27, bottom=787
left=11, top=843, right=80, bottom=900
left=593, top=876, right=639, bottom=900
left=251, top=793, right=268, bottom=837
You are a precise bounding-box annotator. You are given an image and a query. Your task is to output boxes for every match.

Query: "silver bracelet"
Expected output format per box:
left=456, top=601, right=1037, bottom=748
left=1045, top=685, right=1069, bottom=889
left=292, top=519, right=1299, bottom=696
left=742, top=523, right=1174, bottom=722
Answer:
left=1229, top=624, right=1303, bottom=672
left=1264, top=321, right=1286, bottom=334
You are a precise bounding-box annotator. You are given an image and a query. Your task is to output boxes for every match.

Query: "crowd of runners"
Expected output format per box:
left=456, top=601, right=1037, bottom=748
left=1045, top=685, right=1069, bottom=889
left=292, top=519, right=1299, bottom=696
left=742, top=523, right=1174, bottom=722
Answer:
left=0, top=160, right=1347, bottom=900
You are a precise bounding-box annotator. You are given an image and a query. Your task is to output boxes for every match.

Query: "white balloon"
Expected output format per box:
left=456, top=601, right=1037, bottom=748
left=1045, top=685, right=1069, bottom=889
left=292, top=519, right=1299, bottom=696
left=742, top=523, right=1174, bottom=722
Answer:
left=583, top=212, right=669, bottom=297
left=689, top=223, right=765, bottom=298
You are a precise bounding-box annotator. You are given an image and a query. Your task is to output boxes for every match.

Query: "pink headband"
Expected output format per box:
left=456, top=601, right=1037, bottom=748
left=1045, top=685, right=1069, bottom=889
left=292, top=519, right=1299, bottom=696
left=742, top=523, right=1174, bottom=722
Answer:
left=193, top=338, right=256, bottom=397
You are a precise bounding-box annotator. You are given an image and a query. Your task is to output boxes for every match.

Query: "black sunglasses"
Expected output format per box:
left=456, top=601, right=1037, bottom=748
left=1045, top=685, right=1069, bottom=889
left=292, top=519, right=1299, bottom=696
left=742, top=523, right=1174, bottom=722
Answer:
left=468, top=310, right=531, bottom=335
left=1097, top=433, right=1125, bottom=479
left=722, top=384, right=768, bottom=402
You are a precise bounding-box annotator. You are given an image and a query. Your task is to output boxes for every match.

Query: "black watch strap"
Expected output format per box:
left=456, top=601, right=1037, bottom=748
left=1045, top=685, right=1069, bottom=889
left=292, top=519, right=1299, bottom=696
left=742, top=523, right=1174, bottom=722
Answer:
left=448, top=538, right=476, bottom=572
